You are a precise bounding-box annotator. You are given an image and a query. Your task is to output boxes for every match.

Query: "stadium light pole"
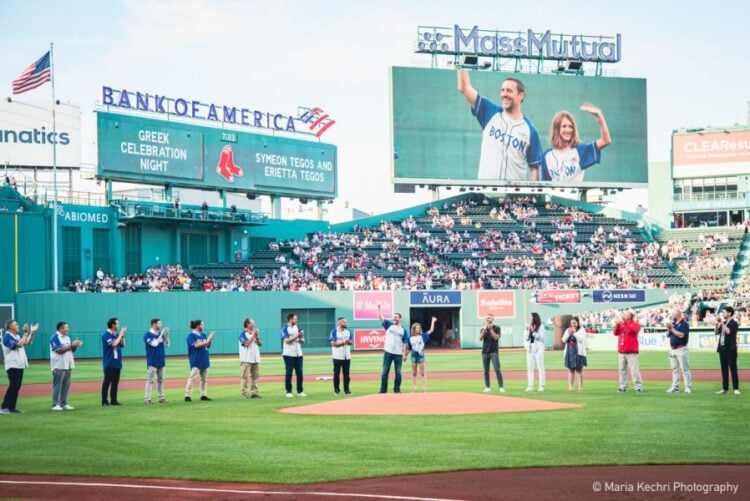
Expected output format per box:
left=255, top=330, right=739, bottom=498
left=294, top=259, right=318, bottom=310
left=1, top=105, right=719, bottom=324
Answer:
left=50, top=42, right=59, bottom=292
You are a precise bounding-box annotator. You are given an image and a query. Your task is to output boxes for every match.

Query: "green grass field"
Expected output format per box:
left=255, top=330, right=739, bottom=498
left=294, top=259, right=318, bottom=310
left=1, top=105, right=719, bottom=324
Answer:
left=2, top=351, right=748, bottom=484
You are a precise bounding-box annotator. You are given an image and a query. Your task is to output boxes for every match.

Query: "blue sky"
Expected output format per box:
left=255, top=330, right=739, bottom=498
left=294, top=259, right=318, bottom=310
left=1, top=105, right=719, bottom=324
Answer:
left=1, top=0, right=748, bottom=213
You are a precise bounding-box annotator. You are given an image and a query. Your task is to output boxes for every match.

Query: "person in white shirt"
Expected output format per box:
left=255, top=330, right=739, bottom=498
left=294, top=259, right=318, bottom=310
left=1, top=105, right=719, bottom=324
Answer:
left=562, top=317, right=589, bottom=392
left=49, top=321, right=83, bottom=411
left=329, top=317, right=353, bottom=395
left=407, top=317, right=437, bottom=393
left=525, top=313, right=546, bottom=392
left=239, top=318, right=262, bottom=399
left=377, top=303, right=409, bottom=393
left=280, top=313, right=305, bottom=397
left=1, top=319, right=39, bottom=414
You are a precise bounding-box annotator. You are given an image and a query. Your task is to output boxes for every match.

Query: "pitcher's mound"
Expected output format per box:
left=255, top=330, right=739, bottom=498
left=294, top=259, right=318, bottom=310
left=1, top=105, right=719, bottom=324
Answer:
left=280, top=392, right=581, bottom=416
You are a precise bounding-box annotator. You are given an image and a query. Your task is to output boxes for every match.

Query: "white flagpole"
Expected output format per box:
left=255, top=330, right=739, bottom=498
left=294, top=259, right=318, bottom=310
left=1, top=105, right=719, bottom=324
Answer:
left=50, top=42, right=59, bottom=292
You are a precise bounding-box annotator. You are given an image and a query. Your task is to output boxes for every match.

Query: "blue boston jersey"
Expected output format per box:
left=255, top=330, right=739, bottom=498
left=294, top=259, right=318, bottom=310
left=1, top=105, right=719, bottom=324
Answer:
left=144, top=331, right=166, bottom=368
left=187, top=332, right=210, bottom=369
left=541, top=141, right=600, bottom=182
left=471, top=95, right=542, bottom=181
left=102, top=331, right=122, bottom=369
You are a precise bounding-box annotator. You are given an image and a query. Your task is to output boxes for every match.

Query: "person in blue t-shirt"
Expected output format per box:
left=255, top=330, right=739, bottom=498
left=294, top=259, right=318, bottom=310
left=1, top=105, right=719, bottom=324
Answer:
left=407, top=316, right=437, bottom=393
left=101, top=317, right=126, bottom=406
left=540, top=104, right=611, bottom=182
left=377, top=302, right=409, bottom=393
left=185, top=319, right=214, bottom=402
left=665, top=310, right=692, bottom=394
left=143, top=318, right=170, bottom=404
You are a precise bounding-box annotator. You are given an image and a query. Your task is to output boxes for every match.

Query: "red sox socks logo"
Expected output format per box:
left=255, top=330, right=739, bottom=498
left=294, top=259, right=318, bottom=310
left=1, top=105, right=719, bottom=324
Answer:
left=216, top=145, right=243, bottom=182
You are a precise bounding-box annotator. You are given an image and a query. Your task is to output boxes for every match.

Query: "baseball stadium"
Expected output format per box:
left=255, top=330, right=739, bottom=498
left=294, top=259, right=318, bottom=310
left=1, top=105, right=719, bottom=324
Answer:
left=1, top=2, right=749, bottom=500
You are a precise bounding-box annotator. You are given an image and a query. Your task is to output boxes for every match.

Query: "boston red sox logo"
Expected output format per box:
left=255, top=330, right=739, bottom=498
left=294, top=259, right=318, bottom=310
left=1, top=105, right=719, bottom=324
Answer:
left=216, top=145, right=243, bottom=183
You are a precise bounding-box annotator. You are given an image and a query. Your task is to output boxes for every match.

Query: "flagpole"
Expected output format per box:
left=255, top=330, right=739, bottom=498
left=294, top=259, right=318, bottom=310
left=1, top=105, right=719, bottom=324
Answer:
left=50, top=42, right=59, bottom=292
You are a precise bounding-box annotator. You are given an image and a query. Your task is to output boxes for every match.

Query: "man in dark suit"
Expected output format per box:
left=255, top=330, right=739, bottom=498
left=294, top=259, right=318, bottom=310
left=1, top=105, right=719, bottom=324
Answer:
left=715, top=306, right=740, bottom=395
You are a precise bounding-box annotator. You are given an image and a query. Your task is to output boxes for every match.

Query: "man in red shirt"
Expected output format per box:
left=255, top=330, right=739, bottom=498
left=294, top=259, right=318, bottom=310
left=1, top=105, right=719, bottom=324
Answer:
left=613, top=310, right=644, bottom=393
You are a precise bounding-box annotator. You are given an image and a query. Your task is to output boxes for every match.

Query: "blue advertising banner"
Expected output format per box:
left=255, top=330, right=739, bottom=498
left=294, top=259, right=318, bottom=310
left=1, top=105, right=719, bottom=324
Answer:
left=592, top=289, right=646, bottom=303
left=97, top=112, right=337, bottom=197
left=410, top=290, right=462, bottom=306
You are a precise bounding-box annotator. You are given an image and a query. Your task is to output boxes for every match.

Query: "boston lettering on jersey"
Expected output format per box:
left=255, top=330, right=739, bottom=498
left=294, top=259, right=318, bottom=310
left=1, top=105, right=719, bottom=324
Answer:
left=472, top=96, right=542, bottom=181
left=488, top=126, right=528, bottom=153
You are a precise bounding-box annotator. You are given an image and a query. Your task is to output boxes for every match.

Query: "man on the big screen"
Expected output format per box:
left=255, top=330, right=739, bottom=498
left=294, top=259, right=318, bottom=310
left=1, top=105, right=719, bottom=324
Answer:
left=457, top=69, right=543, bottom=181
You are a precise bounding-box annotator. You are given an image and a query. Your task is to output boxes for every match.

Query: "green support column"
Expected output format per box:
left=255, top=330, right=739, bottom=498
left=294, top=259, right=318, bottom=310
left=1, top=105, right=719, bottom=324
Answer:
left=270, top=195, right=282, bottom=219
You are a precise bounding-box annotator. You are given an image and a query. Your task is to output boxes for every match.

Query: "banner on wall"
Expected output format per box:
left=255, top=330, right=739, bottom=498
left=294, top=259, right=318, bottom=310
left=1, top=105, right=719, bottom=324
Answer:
left=536, top=290, right=581, bottom=304
left=353, top=329, right=386, bottom=350
left=477, top=290, right=515, bottom=318
left=698, top=332, right=750, bottom=351
left=672, top=129, right=750, bottom=178
left=592, top=289, right=646, bottom=303
left=410, top=290, right=461, bottom=306
left=353, top=291, right=394, bottom=320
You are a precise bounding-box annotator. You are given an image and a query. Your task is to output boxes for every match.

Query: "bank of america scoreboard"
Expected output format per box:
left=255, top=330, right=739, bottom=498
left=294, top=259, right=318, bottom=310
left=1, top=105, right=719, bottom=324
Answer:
left=96, top=112, right=337, bottom=198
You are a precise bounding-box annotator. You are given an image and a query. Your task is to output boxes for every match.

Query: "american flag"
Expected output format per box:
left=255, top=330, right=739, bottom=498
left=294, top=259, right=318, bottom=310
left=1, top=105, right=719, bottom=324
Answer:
left=12, top=51, right=52, bottom=95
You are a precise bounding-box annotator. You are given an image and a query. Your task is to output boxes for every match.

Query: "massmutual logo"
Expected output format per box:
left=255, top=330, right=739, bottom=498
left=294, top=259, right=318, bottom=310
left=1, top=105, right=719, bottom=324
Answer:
left=417, top=25, right=622, bottom=62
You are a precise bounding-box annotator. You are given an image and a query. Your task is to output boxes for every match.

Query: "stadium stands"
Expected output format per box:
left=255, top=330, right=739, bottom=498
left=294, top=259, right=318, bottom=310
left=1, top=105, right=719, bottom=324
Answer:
left=81, top=194, right=750, bottom=298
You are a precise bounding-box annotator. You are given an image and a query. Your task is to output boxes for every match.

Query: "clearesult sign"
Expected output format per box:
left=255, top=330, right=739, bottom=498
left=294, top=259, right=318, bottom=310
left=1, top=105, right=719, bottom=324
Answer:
left=672, top=129, right=750, bottom=178
left=353, top=329, right=386, bottom=350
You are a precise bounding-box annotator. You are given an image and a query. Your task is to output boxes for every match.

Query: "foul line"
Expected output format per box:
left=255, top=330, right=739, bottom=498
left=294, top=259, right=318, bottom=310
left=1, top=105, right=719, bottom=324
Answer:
left=0, top=480, right=466, bottom=501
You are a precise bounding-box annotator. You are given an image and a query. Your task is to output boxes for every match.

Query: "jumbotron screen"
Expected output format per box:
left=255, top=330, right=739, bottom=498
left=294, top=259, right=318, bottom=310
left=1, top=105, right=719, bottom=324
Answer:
left=391, top=66, right=648, bottom=187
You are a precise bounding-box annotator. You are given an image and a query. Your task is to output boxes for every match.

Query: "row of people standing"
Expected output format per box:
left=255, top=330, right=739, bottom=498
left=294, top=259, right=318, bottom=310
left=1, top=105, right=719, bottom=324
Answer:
left=1, top=309, right=742, bottom=414
left=480, top=312, right=589, bottom=394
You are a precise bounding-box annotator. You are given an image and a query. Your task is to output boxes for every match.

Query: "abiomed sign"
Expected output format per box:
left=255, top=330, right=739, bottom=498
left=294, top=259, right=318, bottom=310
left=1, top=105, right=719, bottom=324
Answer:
left=416, top=25, right=621, bottom=62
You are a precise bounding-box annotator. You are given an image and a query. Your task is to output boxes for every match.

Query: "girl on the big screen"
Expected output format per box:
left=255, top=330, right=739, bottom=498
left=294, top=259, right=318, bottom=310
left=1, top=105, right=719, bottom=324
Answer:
left=540, top=104, right=611, bottom=182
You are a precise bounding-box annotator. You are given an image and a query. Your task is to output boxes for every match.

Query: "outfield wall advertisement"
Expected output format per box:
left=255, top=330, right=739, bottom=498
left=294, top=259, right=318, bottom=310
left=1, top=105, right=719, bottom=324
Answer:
left=97, top=112, right=337, bottom=197
left=391, top=67, right=648, bottom=187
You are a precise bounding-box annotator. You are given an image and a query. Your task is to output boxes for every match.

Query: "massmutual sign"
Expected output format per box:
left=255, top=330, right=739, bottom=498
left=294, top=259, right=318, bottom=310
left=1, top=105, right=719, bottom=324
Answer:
left=416, top=25, right=621, bottom=63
